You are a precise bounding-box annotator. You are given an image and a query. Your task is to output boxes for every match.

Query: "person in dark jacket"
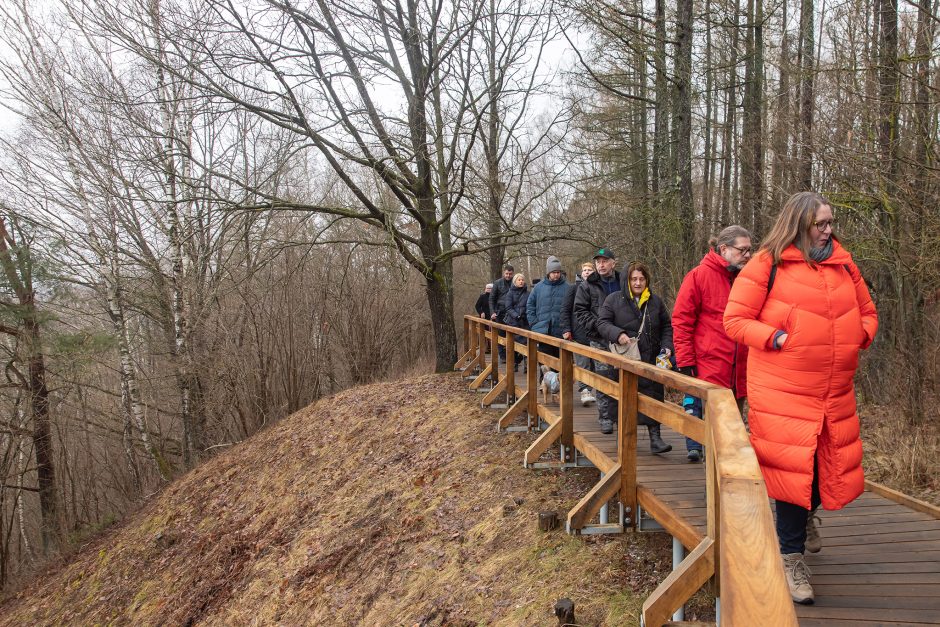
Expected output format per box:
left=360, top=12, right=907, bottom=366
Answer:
left=562, top=262, right=597, bottom=405
left=500, top=273, right=529, bottom=332
left=526, top=256, right=569, bottom=359
left=489, top=264, right=514, bottom=321
left=673, top=225, right=751, bottom=462
left=596, top=261, right=674, bottom=454
left=490, top=264, right=514, bottom=361
left=574, top=248, right=622, bottom=431
left=475, top=283, right=493, bottom=319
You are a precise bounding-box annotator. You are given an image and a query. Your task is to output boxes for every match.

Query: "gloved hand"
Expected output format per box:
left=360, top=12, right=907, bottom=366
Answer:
left=678, top=365, right=697, bottom=378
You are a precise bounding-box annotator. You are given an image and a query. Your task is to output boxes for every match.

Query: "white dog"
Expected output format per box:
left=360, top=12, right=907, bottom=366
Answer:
left=539, top=366, right=560, bottom=405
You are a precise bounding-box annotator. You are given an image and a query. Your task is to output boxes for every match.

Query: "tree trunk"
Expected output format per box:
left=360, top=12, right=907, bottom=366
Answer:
left=673, top=0, right=695, bottom=268
left=797, top=0, right=815, bottom=189
left=425, top=262, right=457, bottom=372
left=0, top=218, right=59, bottom=552
left=652, top=0, right=669, bottom=196
left=741, top=0, right=765, bottom=232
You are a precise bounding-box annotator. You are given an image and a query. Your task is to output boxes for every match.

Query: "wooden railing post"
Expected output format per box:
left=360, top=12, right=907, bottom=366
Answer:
left=618, top=369, right=639, bottom=530
left=560, top=348, right=574, bottom=462
left=463, top=316, right=470, bottom=354
left=490, top=324, right=500, bottom=386
left=478, top=320, right=486, bottom=367
left=705, top=395, right=720, bottom=597
left=470, top=319, right=478, bottom=357
left=527, top=339, right=538, bottom=429
left=505, top=333, right=516, bottom=404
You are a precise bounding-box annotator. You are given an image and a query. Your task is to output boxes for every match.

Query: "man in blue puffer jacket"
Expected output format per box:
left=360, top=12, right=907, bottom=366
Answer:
left=526, top=256, right=569, bottom=359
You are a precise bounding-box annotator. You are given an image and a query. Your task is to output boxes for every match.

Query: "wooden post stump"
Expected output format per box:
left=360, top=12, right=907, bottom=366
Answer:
left=538, top=511, right=558, bottom=532
left=554, top=598, right=575, bottom=625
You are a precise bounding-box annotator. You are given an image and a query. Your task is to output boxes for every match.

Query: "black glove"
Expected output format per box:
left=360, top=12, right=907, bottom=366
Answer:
left=678, top=365, right=697, bottom=378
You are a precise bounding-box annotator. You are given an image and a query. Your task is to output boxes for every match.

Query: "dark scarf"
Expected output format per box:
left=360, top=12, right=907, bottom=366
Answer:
left=809, top=239, right=834, bottom=263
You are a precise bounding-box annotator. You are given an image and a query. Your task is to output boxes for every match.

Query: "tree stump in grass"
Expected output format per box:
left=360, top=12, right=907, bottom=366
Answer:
left=538, top=511, right=558, bottom=531
left=554, top=598, right=575, bottom=625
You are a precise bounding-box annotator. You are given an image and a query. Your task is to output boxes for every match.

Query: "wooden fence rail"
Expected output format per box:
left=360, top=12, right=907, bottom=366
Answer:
left=455, top=315, right=797, bottom=627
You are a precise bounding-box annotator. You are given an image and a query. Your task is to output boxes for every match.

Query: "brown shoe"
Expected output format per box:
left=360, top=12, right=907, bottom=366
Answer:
left=782, top=553, right=815, bottom=604
left=805, top=509, right=822, bottom=553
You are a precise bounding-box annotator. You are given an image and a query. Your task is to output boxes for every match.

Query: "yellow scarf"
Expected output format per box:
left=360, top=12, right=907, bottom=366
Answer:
left=634, top=287, right=650, bottom=309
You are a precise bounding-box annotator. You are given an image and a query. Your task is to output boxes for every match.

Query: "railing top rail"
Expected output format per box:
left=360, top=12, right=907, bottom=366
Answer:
left=464, top=315, right=721, bottom=398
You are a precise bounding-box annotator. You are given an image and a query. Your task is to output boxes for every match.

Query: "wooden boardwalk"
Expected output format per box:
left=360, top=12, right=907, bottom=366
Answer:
left=490, top=363, right=940, bottom=626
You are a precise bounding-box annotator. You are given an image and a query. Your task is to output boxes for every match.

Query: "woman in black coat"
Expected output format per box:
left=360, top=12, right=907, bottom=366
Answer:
left=500, top=273, right=530, bottom=367
left=596, top=261, right=674, bottom=455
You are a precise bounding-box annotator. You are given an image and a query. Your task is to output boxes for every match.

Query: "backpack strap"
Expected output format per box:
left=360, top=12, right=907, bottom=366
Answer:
left=767, top=264, right=777, bottom=294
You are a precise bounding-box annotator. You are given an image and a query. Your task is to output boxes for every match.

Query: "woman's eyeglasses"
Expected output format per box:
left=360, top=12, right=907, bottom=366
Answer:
left=813, top=219, right=835, bottom=232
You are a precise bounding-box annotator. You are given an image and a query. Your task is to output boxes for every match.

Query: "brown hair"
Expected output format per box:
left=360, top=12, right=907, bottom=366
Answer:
left=709, top=225, right=752, bottom=251
left=625, top=261, right=651, bottom=286
left=760, top=191, right=836, bottom=264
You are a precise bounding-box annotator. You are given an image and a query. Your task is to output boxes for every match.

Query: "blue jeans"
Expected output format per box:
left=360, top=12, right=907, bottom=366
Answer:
left=684, top=395, right=704, bottom=452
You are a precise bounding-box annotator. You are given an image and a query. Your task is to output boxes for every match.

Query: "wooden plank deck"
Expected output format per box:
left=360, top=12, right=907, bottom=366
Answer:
left=483, top=361, right=940, bottom=625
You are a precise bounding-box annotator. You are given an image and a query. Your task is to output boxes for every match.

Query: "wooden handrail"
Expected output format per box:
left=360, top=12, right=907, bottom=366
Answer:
left=458, top=315, right=797, bottom=626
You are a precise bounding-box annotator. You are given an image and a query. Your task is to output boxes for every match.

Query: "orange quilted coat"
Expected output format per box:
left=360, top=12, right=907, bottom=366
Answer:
left=723, top=241, right=877, bottom=510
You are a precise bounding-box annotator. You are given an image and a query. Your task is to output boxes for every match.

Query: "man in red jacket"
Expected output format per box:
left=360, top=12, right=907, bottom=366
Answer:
left=673, top=225, right=752, bottom=462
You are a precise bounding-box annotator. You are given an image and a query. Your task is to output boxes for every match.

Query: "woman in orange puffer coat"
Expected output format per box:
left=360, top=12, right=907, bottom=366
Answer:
left=723, top=192, right=877, bottom=605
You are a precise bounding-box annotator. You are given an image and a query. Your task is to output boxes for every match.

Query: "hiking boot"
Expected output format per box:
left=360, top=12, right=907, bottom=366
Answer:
left=686, top=449, right=702, bottom=463
left=580, top=389, right=596, bottom=406
left=805, top=509, right=822, bottom=553
left=599, top=418, right=613, bottom=435
left=648, top=425, right=672, bottom=455
left=782, top=553, right=814, bottom=604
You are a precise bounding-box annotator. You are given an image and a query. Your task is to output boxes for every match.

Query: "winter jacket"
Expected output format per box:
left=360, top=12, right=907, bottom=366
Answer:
left=526, top=275, right=569, bottom=337
left=490, top=277, right=512, bottom=321
left=596, top=281, right=674, bottom=402
left=672, top=250, right=749, bottom=398
left=561, top=278, right=589, bottom=344
left=573, top=271, right=622, bottom=343
left=500, top=285, right=529, bottom=329
left=474, top=293, right=491, bottom=319
left=723, top=241, right=878, bottom=511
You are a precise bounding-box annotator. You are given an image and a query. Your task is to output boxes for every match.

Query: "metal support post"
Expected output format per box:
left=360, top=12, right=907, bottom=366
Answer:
left=599, top=471, right=608, bottom=524
left=672, top=536, right=685, bottom=621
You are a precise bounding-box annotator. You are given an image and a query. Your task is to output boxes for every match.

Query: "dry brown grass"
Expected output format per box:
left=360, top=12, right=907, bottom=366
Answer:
left=862, top=403, right=940, bottom=506
left=0, top=373, right=708, bottom=626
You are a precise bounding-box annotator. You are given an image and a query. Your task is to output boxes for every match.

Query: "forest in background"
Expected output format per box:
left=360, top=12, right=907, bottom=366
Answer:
left=0, top=0, right=937, bottom=590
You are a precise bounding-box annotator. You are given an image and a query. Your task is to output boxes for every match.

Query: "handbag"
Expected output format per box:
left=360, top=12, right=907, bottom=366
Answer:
left=609, top=307, right=647, bottom=361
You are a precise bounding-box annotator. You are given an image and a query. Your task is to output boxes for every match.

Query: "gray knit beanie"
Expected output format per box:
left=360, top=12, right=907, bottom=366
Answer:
left=545, top=255, right=563, bottom=275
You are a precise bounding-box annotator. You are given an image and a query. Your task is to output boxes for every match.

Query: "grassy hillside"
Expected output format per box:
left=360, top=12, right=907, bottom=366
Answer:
left=0, top=373, right=704, bottom=626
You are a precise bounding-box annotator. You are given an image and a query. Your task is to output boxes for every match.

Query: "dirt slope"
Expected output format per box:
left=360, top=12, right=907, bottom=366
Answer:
left=0, top=373, right=692, bottom=626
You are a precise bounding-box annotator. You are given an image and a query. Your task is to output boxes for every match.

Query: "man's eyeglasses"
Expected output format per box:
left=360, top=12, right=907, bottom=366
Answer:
left=728, top=245, right=752, bottom=255
left=813, top=219, right=835, bottom=232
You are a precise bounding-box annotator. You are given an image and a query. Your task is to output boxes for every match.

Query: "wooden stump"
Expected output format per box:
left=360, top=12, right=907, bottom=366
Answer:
left=554, top=598, right=575, bottom=625
left=538, top=511, right=558, bottom=532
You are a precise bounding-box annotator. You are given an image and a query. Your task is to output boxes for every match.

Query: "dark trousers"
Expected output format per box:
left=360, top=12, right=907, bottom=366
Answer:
left=574, top=351, right=595, bottom=392
left=776, top=456, right=821, bottom=554
left=497, top=328, right=506, bottom=360
left=539, top=343, right=559, bottom=360
left=590, top=341, right=617, bottom=424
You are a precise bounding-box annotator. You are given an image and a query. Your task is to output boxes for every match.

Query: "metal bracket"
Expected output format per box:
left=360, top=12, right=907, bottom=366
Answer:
left=527, top=461, right=581, bottom=470
left=637, top=504, right=665, bottom=532
left=577, top=522, right=626, bottom=535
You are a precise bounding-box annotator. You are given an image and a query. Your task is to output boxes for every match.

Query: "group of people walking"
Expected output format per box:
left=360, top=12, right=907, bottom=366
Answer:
left=477, top=191, right=878, bottom=606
